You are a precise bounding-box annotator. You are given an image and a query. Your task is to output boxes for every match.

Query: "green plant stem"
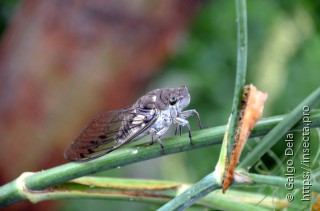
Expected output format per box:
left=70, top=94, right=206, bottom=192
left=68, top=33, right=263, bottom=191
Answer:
left=226, top=0, right=247, bottom=159
left=157, top=87, right=320, bottom=210
left=246, top=172, right=320, bottom=192
left=201, top=189, right=287, bottom=210
left=1, top=111, right=320, bottom=208
left=9, top=176, right=286, bottom=210
left=158, top=173, right=220, bottom=211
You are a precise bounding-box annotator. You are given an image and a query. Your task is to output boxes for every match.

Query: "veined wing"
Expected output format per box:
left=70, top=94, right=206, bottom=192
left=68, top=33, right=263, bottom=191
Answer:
left=64, top=106, right=157, bottom=161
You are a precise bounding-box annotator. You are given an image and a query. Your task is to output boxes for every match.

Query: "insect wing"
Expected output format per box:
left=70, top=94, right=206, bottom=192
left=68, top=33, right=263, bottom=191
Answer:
left=64, top=107, right=157, bottom=161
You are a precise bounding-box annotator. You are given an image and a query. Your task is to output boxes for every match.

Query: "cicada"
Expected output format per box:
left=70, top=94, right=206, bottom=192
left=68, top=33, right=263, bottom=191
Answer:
left=64, top=86, right=205, bottom=161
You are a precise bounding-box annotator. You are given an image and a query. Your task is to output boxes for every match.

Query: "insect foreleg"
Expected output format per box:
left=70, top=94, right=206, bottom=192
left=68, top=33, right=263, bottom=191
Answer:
left=179, top=109, right=206, bottom=129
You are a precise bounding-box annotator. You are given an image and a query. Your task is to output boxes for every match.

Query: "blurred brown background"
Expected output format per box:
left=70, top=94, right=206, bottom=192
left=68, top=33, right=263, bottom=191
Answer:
left=0, top=0, right=204, bottom=210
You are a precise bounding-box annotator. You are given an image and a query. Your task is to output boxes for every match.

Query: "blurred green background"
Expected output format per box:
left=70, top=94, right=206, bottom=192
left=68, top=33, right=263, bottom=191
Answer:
left=1, top=0, right=319, bottom=210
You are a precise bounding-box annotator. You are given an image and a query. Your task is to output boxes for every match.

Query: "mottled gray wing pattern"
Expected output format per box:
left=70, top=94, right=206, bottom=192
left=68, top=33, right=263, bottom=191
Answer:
left=64, top=107, right=157, bottom=161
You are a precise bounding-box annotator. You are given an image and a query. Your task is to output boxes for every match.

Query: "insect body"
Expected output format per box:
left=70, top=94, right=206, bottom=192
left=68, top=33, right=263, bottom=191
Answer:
left=64, top=86, right=205, bottom=161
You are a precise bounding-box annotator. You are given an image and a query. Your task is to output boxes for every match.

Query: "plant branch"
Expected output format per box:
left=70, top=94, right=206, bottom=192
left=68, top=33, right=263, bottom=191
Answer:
left=226, top=0, right=248, bottom=160
left=11, top=176, right=287, bottom=210
left=1, top=111, right=320, bottom=208
left=246, top=172, right=320, bottom=192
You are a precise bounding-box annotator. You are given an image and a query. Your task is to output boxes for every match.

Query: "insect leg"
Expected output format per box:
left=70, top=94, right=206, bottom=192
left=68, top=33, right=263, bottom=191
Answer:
left=179, top=109, right=207, bottom=129
left=150, top=133, right=154, bottom=145
left=174, top=125, right=182, bottom=136
left=174, top=117, right=193, bottom=144
left=149, top=128, right=164, bottom=150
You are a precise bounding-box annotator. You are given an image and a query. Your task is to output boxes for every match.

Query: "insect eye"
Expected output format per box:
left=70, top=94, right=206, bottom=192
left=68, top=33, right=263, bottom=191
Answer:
left=169, top=97, right=177, bottom=105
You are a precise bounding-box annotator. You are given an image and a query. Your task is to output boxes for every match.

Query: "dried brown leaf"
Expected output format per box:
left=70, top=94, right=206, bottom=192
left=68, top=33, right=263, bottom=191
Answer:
left=223, top=84, right=268, bottom=192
